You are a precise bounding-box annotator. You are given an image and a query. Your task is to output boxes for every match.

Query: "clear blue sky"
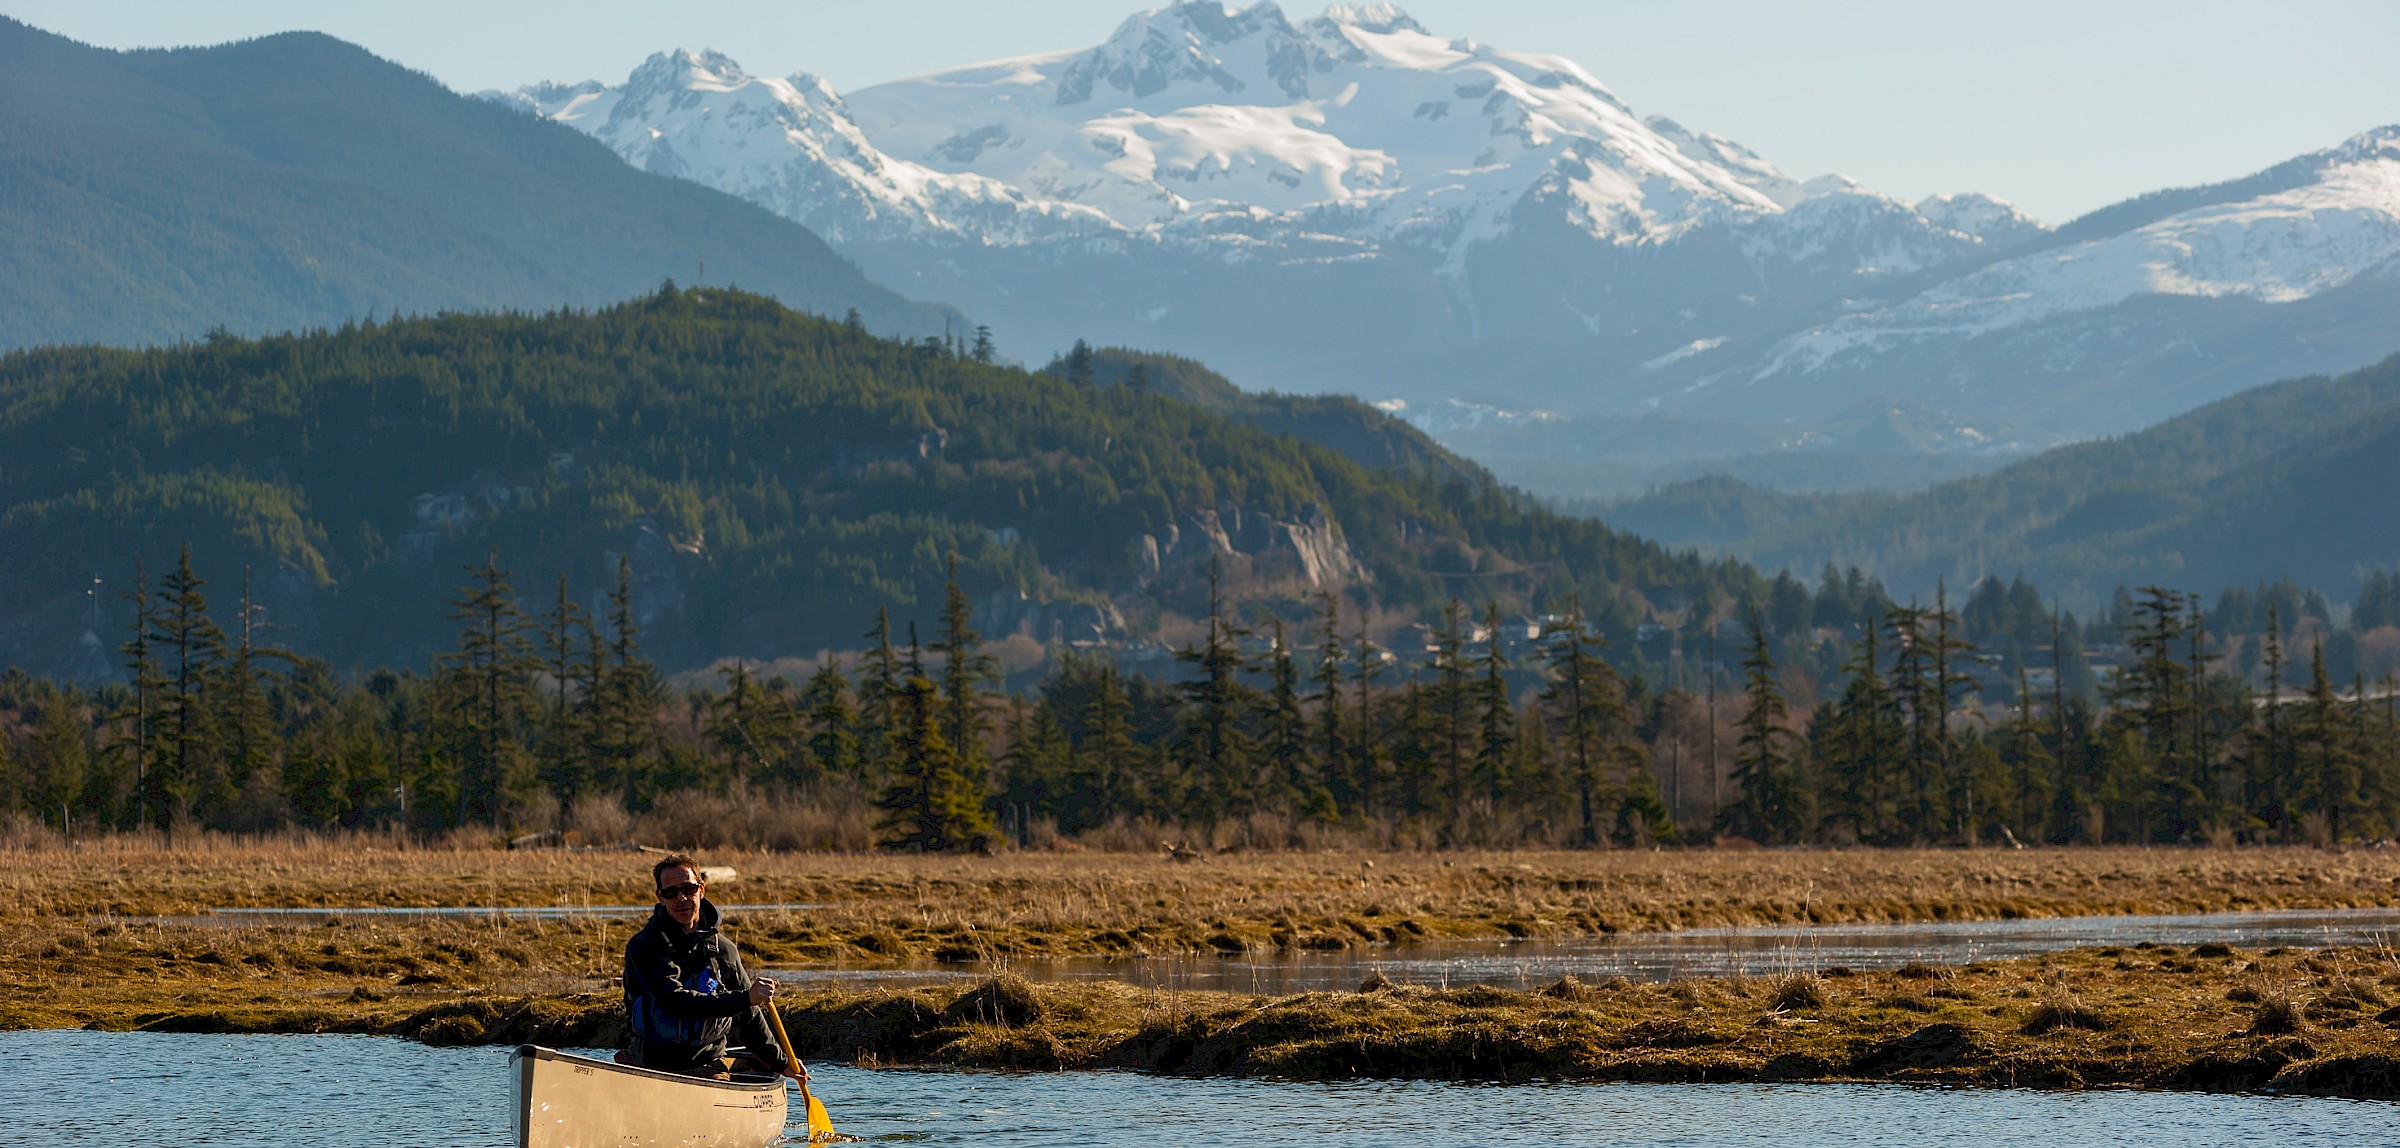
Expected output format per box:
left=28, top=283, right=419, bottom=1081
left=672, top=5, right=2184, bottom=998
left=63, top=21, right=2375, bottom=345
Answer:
left=8, top=0, right=2394, bottom=223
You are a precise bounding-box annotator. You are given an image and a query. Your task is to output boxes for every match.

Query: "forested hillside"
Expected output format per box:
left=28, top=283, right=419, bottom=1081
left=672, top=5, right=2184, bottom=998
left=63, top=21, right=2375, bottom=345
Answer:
left=0, top=287, right=1752, bottom=678
left=0, top=18, right=953, bottom=351
left=1596, top=354, right=2400, bottom=606
left=1052, top=344, right=1475, bottom=480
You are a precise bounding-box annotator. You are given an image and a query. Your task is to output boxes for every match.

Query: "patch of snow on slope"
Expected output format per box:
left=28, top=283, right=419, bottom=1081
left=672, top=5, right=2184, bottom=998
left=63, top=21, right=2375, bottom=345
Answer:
left=1749, top=126, right=2400, bottom=378
left=1644, top=337, right=1728, bottom=370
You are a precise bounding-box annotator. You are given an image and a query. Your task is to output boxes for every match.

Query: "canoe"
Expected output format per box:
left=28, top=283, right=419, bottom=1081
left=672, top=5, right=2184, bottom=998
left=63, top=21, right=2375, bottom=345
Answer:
left=512, top=1044, right=788, bottom=1148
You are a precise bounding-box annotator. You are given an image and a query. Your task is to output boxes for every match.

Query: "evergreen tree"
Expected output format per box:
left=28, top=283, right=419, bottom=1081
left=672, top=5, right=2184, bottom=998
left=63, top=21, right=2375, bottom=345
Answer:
left=1723, top=607, right=1800, bottom=843
left=1812, top=618, right=1903, bottom=843
left=590, top=556, right=664, bottom=807
left=2241, top=604, right=2296, bottom=840
left=706, top=660, right=794, bottom=789
left=536, top=574, right=591, bottom=820
left=2111, top=585, right=2196, bottom=841
left=875, top=675, right=996, bottom=852
left=149, top=544, right=228, bottom=827
left=1926, top=584, right=1979, bottom=842
left=1308, top=593, right=1351, bottom=815
left=2292, top=641, right=2365, bottom=842
left=217, top=565, right=282, bottom=807
left=1540, top=600, right=1631, bottom=846
left=1064, top=339, right=1095, bottom=385
left=1075, top=661, right=1145, bottom=830
left=434, top=549, right=539, bottom=828
left=936, top=554, right=998, bottom=786
left=1173, top=562, right=1254, bottom=820
left=1995, top=667, right=2059, bottom=844
left=1349, top=617, right=1388, bottom=817
left=116, top=559, right=163, bottom=830
left=1430, top=598, right=1473, bottom=824
left=801, top=660, right=862, bottom=785
left=1254, top=616, right=1308, bottom=814
left=1475, top=601, right=1515, bottom=807
left=969, top=325, right=995, bottom=365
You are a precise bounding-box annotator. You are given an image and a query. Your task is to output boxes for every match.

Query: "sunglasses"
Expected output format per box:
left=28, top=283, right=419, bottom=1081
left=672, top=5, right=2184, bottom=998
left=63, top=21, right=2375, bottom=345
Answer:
left=658, top=882, right=703, bottom=901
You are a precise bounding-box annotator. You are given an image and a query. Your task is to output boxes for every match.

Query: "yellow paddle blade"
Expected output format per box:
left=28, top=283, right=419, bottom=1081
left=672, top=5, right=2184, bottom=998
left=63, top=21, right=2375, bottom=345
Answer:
left=804, top=1090, right=835, bottom=1141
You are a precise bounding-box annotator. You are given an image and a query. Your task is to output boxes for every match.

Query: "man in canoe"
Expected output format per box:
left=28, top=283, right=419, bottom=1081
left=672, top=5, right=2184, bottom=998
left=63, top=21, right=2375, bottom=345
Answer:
left=623, top=854, right=805, bottom=1082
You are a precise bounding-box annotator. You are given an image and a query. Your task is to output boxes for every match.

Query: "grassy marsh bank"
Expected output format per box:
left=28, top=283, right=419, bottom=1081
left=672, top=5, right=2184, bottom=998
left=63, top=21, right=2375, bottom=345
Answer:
left=15, top=841, right=2400, bottom=963
left=12, top=930, right=2400, bottom=1098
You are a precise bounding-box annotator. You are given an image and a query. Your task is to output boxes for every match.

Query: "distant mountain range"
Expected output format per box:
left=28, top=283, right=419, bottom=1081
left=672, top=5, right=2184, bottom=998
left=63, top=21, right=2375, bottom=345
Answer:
left=1593, top=353, right=2400, bottom=608
left=499, top=1, right=2400, bottom=476
left=0, top=17, right=956, bottom=353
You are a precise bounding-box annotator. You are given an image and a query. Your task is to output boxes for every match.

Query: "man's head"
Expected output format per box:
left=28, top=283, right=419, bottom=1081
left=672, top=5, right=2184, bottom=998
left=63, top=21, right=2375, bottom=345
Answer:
left=652, top=853, right=707, bottom=930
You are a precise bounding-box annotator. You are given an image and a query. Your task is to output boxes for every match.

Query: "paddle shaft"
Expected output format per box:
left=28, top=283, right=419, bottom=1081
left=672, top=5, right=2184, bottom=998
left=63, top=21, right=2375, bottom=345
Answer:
left=761, top=996, right=831, bottom=1139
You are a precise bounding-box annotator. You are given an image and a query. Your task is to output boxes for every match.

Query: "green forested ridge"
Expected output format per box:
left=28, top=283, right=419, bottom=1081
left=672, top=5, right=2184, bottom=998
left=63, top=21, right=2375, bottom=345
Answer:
left=0, top=286, right=1749, bottom=676
left=0, top=17, right=953, bottom=351
left=1596, top=353, right=2400, bottom=606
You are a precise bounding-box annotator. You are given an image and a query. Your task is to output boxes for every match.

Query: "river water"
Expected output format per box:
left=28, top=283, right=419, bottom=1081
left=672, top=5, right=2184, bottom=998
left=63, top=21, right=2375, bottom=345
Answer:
left=6, top=1030, right=2394, bottom=1147
left=771, top=906, right=2400, bottom=994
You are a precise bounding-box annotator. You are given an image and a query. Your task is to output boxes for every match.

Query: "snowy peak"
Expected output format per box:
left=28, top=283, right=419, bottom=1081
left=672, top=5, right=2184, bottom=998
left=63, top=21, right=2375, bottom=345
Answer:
left=494, top=49, right=1115, bottom=245
left=1058, top=0, right=1319, bottom=104
left=839, top=2, right=1797, bottom=240
left=1645, top=115, right=1806, bottom=207
left=1321, top=3, right=1425, bottom=33
left=1915, top=192, right=2045, bottom=247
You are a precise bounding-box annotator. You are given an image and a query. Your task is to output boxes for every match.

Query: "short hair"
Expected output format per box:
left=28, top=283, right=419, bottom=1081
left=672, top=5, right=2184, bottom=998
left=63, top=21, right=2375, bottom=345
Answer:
left=651, top=853, right=705, bottom=890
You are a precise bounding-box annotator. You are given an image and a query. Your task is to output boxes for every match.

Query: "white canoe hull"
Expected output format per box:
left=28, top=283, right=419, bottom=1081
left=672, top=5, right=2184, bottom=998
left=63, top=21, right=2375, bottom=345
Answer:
left=512, top=1045, right=788, bottom=1148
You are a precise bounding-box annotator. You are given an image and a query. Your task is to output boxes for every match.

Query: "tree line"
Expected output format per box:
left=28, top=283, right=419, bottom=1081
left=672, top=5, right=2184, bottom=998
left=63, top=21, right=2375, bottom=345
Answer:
left=7, top=546, right=2400, bottom=849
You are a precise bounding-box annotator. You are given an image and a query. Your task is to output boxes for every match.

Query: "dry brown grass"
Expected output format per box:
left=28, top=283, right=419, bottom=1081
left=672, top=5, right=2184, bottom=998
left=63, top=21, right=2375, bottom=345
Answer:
left=9, top=840, right=2400, bottom=967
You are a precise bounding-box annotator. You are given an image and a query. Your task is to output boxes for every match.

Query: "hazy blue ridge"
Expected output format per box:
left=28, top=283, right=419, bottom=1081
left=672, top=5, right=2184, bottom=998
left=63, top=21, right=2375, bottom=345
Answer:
left=0, top=18, right=959, bottom=352
left=1594, top=353, right=2400, bottom=607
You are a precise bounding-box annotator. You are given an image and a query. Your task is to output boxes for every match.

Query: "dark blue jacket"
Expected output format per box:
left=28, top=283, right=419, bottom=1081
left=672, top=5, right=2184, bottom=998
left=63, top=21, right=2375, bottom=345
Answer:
left=622, top=899, right=785, bottom=1075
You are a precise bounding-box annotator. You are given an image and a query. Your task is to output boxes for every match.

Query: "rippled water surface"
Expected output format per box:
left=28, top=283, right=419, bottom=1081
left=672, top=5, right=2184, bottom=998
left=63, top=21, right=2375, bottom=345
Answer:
left=6, top=1030, right=2395, bottom=1147
left=776, top=906, right=2400, bottom=994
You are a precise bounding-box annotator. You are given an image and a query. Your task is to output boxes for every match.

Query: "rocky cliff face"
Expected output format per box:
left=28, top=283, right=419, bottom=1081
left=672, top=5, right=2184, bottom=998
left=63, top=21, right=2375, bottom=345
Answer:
left=1136, top=502, right=1363, bottom=592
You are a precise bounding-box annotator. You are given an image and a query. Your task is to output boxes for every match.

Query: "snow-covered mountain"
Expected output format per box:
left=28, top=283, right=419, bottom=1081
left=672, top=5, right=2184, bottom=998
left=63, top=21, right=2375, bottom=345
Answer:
left=498, top=1, right=2400, bottom=472
left=1692, top=126, right=2400, bottom=430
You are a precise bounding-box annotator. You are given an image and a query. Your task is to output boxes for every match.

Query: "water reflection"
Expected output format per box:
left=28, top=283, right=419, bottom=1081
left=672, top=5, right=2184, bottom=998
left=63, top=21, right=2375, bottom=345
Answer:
left=7, top=1029, right=2397, bottom=1147
left=775, top=906, right=2400, bottom=994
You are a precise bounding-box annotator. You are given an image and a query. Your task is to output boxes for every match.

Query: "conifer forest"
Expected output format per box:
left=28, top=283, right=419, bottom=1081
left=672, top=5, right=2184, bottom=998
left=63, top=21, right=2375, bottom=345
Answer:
left=8, top=537, right=2400, bottom=853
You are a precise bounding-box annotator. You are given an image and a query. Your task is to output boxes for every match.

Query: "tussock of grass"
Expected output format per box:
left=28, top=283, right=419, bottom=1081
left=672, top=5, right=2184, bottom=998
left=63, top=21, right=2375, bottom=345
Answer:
left=2250, top=992, right=2307, bottom=1035
left=2021, top=995, right=2111, bottom=1035
left=1770, top=973, right=1827, bottom=1012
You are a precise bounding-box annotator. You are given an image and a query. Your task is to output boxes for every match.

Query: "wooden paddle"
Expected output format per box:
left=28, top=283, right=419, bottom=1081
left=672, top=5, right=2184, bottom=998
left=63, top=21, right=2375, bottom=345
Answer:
left=763, top=994, right=835, bottom=1142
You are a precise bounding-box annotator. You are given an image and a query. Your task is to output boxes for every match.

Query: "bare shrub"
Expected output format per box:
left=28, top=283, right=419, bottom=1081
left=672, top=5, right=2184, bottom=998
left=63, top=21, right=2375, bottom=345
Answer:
left=568, top=795, right=637, bottom=844
left=0, top=812, right=63, bottom=850
left=636, top=787, right=875, bottom=852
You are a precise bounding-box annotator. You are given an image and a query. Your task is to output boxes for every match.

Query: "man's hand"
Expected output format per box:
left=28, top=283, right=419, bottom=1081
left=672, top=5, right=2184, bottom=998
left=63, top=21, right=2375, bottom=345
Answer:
left=747, top=977, right=778, bottom=1007
left=784, top=1060, right=811, bottom=1083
